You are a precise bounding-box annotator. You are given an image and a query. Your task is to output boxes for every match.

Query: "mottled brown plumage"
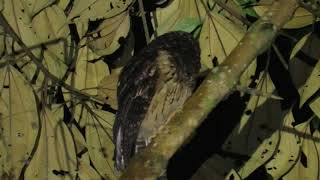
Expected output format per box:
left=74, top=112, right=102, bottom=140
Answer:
left=113, top=31, right=200, bottom=171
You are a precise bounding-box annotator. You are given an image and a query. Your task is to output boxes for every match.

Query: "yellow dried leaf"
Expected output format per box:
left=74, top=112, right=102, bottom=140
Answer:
left=78, top=153, right=101, bottom=179
left=68, top=0, right=132, bottom=21
left=225, top=169, right=242, bottom=180
left=282, top=122, right=319, bottom=180
left=20, top=0, right=55, bottom=17
left=24, top=107, right=77, bottom=179
left=239, top=61, right=257, bottom=89
left=222, top=74, right=279, bottom=178
left=70, top=124, right=87, bottom=154
left=254, top=1, right=316, bottom=29
left=2, top=0, right=41, bottom=57
left=87, top=11, right=130, bottom=56
left=265, top=112, right=306, bottom=179
left=85, top=108, right=116, bottom=179
left=32, top=5, right=70, bottom=78
left=310, top=97, right=320, bottom=118
left=191, top=155, right=236, bottom=180
left=199, top=11, right=246, bottom=70
left=0, top=65, right=39, bottom=178
left=299, top=59, right=320, bottom=107
left=290, top=33, right=311, bottom=60
left=98, top=72, right=119, bottom=109
left=64, top=44, right=108, bottom=102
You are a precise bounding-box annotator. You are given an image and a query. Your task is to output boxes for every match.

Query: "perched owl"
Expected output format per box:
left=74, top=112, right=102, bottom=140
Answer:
left=113, top=31, right=200, bottom=171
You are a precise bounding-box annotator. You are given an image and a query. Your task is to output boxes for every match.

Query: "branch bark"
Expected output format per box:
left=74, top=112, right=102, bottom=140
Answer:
left=120, top=0, right=299, bottom=179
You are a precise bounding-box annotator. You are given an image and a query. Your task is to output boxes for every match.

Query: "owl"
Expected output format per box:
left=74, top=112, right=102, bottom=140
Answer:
left=113, top=31, right=200, bottom=171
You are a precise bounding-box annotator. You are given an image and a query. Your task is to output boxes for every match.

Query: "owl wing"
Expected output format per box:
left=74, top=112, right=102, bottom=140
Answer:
left=113, top=55, right=158, bottom=171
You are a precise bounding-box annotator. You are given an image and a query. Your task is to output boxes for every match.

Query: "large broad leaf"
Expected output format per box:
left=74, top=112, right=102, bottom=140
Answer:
left=32, top=5, right=70, bottom=77
left=67, top=0, right=132, bottom=22
left=264, top=112, right=306, bottom=179
left=78, top=152, right=101, bottom=179
left=64, top=43, right=109, bottom=102
left=24, top=107, right=77, bottom=179
left=0, top=65, right=39, bottom=179
left=98, top=72, right=119, bottom=110
left=69, top=122, right=101, bottom=179
left=254, top=0, right=317, bottom=29
left=20, top=0, right=55, bottom=17
left=153, top=0, right=206, bottom=36
left=87, top=11, right=130, bottom=56
left=310, top=97, right=320, bottom=119
left=191, top=155, right=237, bottom=180
left=223, top=74, right=281, bottom=178
left=31, top=5, right=70, bottom=79
left=84, top=106, right=116, bottom=179
left=282, top=123, right=320, bottom=180
left=299, top=59, right=320, bottom=107
left=2, top=0, right=41, bottom=57
left=199, top=11, right=246, bottom=70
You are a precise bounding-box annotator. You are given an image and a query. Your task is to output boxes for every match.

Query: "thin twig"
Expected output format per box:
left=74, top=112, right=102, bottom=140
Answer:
left=138, top=0, right=151, bottom=44
left=272, top=44, right=289, bottom=70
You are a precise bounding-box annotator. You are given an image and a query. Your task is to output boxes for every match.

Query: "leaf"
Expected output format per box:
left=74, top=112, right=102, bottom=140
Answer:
left=32, top=5, right=70, bottom=78
left=199, top=11, right=246, bottom=70
left=87, top=11, right=130, bottom=56
left=283, top=8, right=317, bottom=29
left=15, top=56, right=46, bottom=91
left=191, top=155, right=236, bottom=180
left=299, top=59, right=320, bottom=107
left=24, top=107, right=77, bottom=179
left=264, top=112, right=307, bottom=179
left=68, top=0, right=132, bottom=22
left=239, top=61, right=257, bottom=89
left=57, top=0, right=70, bottom=10
left=282, top=123, right=319, bottom=180
left=290, top=32, right=311, bottom=60
left=2, top=0, right=41, bottom=57
left=231, top=0, right=258, bottom=17
left=0, top=26, right=5, bottom=56
left=69, top=125, right=102, bottom=179
left=20, top=0, right=55, bottom=17
left=254, top=1, right=317, bottom=29
left=172, top=17, right=201, bottom=33
left=78, top=152, right=101, bottom=179
left=85, top=107, right=116, bottom=179
left=73, top=17, right=89, bottom=38
left=0, top=65, right=39, bottom=179
left=225, top=169, right=242, bottom=180
left=237, top=129, right=280, bottom=178
left=310, top=97, right=320, bottom=119
left=64, top=44, right=109, bottom=102
left=70, top=124, right=87, bottom=154
left=98, top=72, right=119, bottom=109
left=223, top=74, right=280, bottom=178
left=153, top=0, right=206, bottom=36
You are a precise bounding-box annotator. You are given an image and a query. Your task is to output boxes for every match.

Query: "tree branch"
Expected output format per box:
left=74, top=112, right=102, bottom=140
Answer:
left=120, top=0, right=298, bottom=179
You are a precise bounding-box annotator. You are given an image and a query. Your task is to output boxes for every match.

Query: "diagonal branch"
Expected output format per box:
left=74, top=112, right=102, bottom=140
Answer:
left=120, top=0, right=299, bottom=179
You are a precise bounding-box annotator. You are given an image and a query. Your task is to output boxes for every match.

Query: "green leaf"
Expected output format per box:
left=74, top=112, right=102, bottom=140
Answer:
left=173, top=17, right=201, bottom=33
